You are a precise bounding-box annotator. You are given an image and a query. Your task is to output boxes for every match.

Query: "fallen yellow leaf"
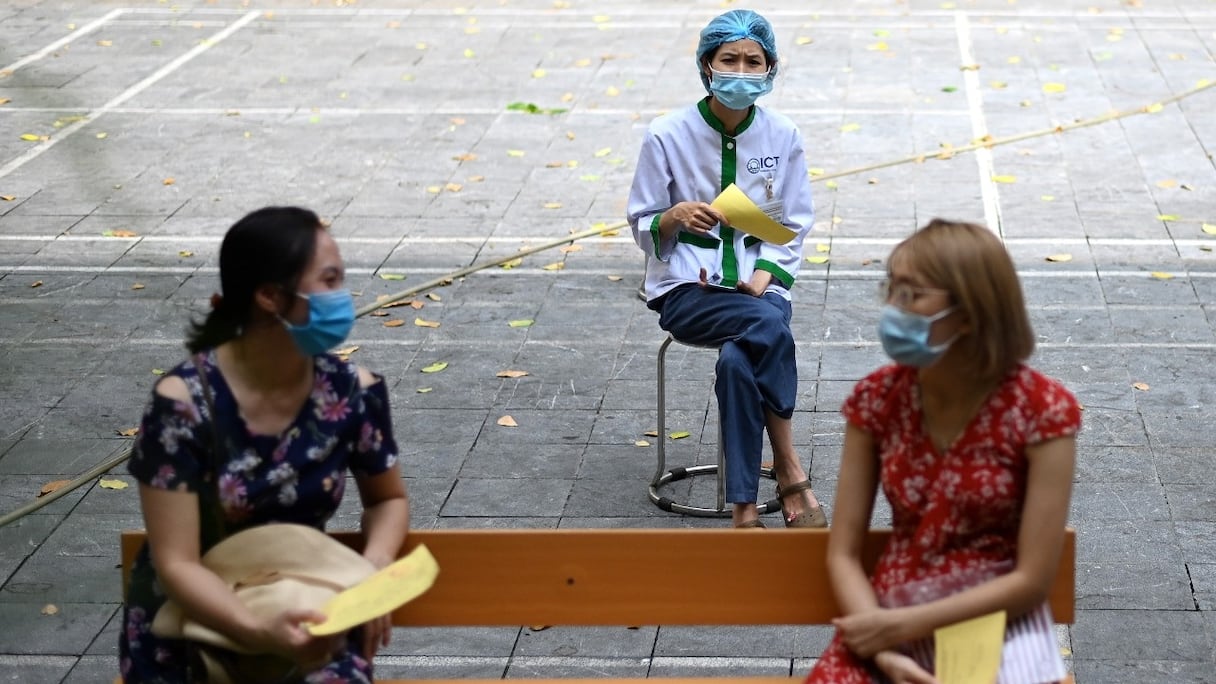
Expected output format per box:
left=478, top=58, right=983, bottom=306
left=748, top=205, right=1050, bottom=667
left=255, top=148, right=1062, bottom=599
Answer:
left=508, top=319, right=534, bottom=328
left=507, top=149, right=526, bottom=157
left=643, top=430, right=659, bottom=437
left=541, top=262, right=565, bottom=271
left=497, top=415, right=519, bottom=427
left=543, top=202, right=563, bottom=209
left=795, top=36, right=813, bottom=45
left=38, top=480, right=71, bottom=497
left=99, top=478, right=129, bottom=490
left=1157, top=214, right=1181, bottom=221
left=1132, top=382, right=1150, bottom=391
left=453, top=153, right=477, bottom=162
left=1202, top=223, right=1216, bottom=235
left=1041, top=195, right=1055, bottom=202
left=0, top=195, right=15, bottom=201
left=840, top=123, right=861, bottom=133
left=426, top=292, right=442, bottom=302
left=103, top=229, right=138, bottom=238
left=816, top=243, right=830, bottom=253
left=607, top=275, right=623, bottom=282
left=634, top=440, right=651, bottom=447
left=416, top=387, right=433, bottom=393
left=532, top=68, right=546, bottom=78
left=605, top=86, right=621, bottom=96
left=669, top=431, right=690, bottom=440
left=594, top=147, right=612, bottom=157
left=1156, top=179, right=1178, bottom=189
left=806, top=256, right=829, bottom=264
left=116, top=427, right=139, bottom=437
left=333, top=345, right=359, bottom=357
left=30, top=280, right=43, bottom=288
left=444, top=183, right=463, bottom=192
left=500, top=257, right=523, bottom=269
left=162, top=177, right=175, bottom=186
left=1043, top=82, right=1067, bottom=93
left=559, top=244, right=583, bottom=254
left=414, top=318, right=440, bottom=328
left=991, top=175, right=1017, bottom=183
left=379, top=273, right=406, bottom=280
left=421, top=361, right=448, bottom=373
left=178, top=250, right=193, bottom=257
left=1045, top=254, right=1073, bottom=262
left=1150, top=272, right=1174, bottom=280
left=496, top=369, right=530, bottom=378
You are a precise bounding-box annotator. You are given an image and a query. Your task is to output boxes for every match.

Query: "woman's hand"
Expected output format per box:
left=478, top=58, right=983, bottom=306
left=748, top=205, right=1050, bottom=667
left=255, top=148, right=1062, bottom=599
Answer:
left=663, top=201, right=726, bottom=236
left=260, top=608, right=345, bottom=670
left=362, top=612, right=392, bottom=660
left=832, top=607, right=907, bottom=658
left=736, top=270, right=772, bottom=297
left=873, top=650, right=940, bottom=684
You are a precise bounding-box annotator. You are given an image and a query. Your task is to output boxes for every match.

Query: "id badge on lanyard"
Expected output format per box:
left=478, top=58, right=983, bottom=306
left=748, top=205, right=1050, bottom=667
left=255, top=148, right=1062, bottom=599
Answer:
left=756, top=175, right=784, bottom=224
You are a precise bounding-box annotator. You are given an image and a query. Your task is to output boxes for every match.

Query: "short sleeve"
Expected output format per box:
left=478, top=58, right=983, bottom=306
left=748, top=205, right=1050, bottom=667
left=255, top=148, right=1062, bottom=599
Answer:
left=840, top=365, right=906, bottom=436
left=348, top=376, right=399, bottom=477
left=127, top=386, right=207, bottom=492
left=1025, top=371, right=1082, bottom=445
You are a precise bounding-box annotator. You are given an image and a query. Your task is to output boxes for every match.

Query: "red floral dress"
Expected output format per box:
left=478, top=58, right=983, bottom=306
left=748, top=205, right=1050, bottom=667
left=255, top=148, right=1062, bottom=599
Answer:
left=806, top=363, right=1081, bottom=683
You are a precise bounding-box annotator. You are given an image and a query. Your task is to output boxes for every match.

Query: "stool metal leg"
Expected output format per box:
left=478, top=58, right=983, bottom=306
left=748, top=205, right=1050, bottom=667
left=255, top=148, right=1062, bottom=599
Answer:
left=648, top=335, right=783, bottom=517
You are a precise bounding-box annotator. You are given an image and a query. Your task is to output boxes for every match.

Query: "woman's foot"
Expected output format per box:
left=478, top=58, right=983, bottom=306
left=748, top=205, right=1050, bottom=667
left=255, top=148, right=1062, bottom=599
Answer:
left=732, top=503, right=763, bottom=529
left=775, top=479, right=827, bottom=528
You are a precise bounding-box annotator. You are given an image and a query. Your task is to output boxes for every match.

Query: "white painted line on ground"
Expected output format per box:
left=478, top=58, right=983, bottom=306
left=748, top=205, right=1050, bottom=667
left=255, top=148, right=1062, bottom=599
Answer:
left=9, top=337, right=1216, bottom=351
left=116, top=6, right=1216, bottom=20
left=954, top=12, right=1003, bottom=235
left=3, top=264, right=1212, bottom=280
left=0, top=8, right=126, bottom=76
left=5, top=234, right=1213, bottom=247
left=0, top=10, right=260, bottom=182
left=0, top=106, right=972, bottom=118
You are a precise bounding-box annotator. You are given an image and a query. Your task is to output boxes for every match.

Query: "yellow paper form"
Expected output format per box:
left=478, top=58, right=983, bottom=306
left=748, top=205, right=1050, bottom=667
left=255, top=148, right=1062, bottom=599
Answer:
left=308, top=544, right=440, bottom=636
left=934, top=610, right=1006, bottom=684
left=709, top=183, right=796, bottom=245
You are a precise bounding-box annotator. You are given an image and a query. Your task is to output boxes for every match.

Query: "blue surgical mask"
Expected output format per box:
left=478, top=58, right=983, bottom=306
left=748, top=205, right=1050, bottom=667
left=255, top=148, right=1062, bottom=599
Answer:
left=878, top=304, right=958, bottom=368
left=708, top=67, right=772, bottom=110
left=280, top=289, right=355, bottom=356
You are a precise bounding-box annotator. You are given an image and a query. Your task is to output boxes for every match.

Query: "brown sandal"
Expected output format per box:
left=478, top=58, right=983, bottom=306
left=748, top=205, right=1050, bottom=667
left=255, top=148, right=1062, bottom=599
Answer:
left=775, top=480, right=828, bottom=528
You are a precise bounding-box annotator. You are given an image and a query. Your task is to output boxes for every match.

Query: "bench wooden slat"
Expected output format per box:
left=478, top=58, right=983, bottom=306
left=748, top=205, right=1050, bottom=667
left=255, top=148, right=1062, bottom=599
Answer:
left=121, top=528, right=1074, bottom=625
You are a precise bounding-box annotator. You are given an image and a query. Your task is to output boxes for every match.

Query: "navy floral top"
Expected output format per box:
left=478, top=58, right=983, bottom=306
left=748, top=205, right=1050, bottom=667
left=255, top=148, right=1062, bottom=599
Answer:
left=119, top=350, right=399, bottom=684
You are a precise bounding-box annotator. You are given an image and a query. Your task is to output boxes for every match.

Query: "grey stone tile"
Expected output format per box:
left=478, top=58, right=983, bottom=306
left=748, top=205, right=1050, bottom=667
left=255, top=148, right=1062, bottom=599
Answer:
left=1073, top=520, right=1182, bottom=564
left=459, top=442, right=583, bottom=480
left=1164, top=485, right=1216, bottom=521
left=1154, top=448, right=1214, bottom=485
left=654, top=625, right=807, bottom=659
left=383, top=627, right=520, bottom=657
left=1, top=553, right=121, bottom=606
left=1069, top=482, right=1170, bottom=522
left=505, top=656, right=650, bottom=678
left=1072, top=659, right=1216, bottom=684
left=0, top=438, right=128, bottom=476
left=648, top=655, right=793, bottom=677
left=1071, top=609, right=1212, bottom=662
left=1074, top=446, right=1157, bottom=483
left=0, top=602, right=116, bottom=655
left=372, top=655, right=508, bottom=680
left=1076, top=560, right=1195, bottom=610
left=61, top=655, right=119, bottom=684
left=441, top=477, right=573, bottom=518
left=1189, top=563, right=1216, bottom=611
left=1175, top=522, right=1216, bottom=564
left=0, top=655, right=76, bottom=684
left=513, top=626, right=657, bottom=658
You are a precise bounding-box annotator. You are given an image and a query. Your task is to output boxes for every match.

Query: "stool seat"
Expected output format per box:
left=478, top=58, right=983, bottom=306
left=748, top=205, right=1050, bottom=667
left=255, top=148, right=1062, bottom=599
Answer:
left=648, top=334, right=781, bottom=517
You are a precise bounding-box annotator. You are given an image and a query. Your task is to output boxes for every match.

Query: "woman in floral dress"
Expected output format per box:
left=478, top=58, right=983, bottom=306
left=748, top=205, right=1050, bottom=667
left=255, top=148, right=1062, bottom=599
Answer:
left=119, top=207, right=409, bottom=683
left=806, top=219, right=1080, bottom=684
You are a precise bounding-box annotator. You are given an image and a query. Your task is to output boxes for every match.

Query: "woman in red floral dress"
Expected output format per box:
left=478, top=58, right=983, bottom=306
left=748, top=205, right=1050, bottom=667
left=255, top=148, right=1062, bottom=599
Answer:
left=806, top=219, right=1080, bottom=684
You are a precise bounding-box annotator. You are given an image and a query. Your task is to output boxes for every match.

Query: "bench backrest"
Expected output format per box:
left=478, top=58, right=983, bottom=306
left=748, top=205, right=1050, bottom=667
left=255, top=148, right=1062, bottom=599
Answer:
left=120, top=528, right=1074, bottom=625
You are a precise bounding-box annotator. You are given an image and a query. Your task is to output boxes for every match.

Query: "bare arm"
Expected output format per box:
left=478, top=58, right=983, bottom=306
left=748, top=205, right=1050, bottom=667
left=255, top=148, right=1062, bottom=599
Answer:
left=835, top=434, right=1077, bottom=657
left=142, top=377, right=342, bottom=666
left=826, top=422, right=883, bottom=616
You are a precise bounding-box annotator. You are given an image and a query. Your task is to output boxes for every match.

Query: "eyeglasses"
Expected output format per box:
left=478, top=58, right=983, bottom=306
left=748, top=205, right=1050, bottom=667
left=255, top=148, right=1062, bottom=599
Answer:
left=878, top=279, right=951, bottom=307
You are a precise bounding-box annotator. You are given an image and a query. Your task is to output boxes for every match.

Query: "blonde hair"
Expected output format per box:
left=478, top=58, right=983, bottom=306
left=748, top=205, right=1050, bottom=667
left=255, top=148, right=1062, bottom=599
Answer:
left=889, top=219, right=1035, bottom=380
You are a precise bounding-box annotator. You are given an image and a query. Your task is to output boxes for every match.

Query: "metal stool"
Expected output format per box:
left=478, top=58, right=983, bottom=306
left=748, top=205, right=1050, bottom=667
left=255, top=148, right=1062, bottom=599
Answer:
left=648, top=334, right=781, bottom=517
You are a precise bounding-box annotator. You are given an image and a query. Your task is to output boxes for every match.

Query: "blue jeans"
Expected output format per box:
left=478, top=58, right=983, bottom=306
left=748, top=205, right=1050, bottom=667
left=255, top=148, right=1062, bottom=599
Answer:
left=653, top=284, right=797, bottom=503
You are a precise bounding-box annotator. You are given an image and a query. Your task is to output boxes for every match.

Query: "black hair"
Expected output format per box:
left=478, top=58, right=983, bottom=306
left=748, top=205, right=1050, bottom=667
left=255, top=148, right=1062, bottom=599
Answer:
left=185, top=207, right=321, bottom=353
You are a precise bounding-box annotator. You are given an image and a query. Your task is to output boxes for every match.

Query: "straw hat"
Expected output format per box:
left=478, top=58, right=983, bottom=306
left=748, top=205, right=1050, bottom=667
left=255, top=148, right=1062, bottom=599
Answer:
left=151, top=523, right=376, bottom=652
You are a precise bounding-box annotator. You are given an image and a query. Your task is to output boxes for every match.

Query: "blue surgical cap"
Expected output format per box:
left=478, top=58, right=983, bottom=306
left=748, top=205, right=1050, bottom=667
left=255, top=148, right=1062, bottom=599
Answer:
left=696, top=10, right=779, bottom=93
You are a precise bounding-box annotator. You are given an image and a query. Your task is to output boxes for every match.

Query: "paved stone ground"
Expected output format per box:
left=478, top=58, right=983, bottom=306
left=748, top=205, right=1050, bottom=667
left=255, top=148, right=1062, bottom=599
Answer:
left=1, top=0, right=1215, bottom=681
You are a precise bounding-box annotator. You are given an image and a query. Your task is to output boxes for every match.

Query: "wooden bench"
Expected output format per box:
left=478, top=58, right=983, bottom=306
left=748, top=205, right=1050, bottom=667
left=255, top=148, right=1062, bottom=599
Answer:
left=120, top=528, right=1076, bottom=683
